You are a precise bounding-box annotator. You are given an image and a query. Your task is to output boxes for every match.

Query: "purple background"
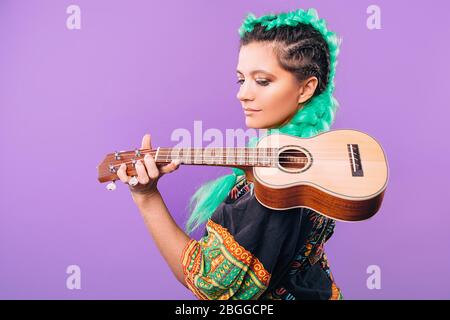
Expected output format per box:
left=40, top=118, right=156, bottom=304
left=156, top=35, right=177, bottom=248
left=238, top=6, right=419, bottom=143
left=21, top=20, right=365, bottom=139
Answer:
left=1, top=0, right=449, bottom=299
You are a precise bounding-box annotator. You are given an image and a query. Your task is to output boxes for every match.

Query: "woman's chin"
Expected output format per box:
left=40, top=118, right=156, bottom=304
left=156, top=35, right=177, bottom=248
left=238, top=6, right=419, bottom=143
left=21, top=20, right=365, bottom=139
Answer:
left=244, top=118, right=257, bottom=128
left=245, top=118, right=265, bottom=129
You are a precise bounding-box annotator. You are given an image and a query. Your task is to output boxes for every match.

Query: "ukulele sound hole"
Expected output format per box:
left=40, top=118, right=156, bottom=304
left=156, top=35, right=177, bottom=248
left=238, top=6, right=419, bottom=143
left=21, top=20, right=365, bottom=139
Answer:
left=277, top=147, right=311, bottom=173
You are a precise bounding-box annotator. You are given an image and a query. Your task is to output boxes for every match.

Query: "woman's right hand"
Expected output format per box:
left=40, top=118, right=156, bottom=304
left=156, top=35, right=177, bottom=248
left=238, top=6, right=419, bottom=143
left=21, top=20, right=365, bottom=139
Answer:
left=116, top=133, right=181, bottom=202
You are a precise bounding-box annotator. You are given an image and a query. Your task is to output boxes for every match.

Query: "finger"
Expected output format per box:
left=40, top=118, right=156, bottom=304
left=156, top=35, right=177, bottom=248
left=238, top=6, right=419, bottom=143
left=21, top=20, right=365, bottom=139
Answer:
left=143, top=153, right=159, bottom=179
left=135, top=160, right=150, bottom=185
left=141, top=133, right=152, bottom=150
left=117, top=163, right=130, bottom=184
left=160, top=159, right=181, bottom=174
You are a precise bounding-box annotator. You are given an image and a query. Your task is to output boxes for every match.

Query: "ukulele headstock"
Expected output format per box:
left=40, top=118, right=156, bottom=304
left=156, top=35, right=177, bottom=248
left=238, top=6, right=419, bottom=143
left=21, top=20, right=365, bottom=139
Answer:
left=97, top=149, right=146, bottom=184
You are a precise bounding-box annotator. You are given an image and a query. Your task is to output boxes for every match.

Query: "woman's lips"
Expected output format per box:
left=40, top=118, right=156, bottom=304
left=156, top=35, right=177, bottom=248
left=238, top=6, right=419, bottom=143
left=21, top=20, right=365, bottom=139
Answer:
left=244, top=108, right=262, bottom=115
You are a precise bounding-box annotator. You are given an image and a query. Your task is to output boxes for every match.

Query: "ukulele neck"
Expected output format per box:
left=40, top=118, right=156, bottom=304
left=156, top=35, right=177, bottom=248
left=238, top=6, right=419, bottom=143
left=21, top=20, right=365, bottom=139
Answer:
left=140, top=147, right=278, bottom=168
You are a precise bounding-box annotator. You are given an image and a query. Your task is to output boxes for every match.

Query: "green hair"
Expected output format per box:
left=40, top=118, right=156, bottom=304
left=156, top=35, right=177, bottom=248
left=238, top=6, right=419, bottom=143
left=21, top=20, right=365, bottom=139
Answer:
left=184, top=8, right=342, bottom=235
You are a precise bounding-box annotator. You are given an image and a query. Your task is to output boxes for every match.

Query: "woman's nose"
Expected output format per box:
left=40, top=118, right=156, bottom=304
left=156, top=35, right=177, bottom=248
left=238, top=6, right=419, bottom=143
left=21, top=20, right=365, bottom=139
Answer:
left=236, top=82, right=254, bottom=101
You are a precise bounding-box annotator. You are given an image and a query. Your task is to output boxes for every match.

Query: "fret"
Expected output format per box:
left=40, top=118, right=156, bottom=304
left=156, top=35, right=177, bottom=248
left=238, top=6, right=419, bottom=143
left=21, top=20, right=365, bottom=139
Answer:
left=154, top=147, right=160, bottom=163
left=163, top=148, right=170, bottom=163
left=259, top=148, right=265, bottom=166
left=177, top=148, right=182, bottom=164
left=257, top=147, right=261, bottom=166
left=262, top=148, right=265, bottom=166
left=215, top=148, right=223, bottom=165
left=179, top=148, right=184, bottom=164
left=189, top=148, right=195, bottom=164
left=224, top=148, right=229, bottom=165
left=258, top=148, right=263, bottom=166
left=168, top=148, right=179, bottom=163
left=262, top=148, right=269, bottom=166
left=225, top=148, right=235, bottom=165
left=268, top=148, right=273, bottom=166
left=182, top=148, right=191, bottom=164
left=209, top=148, right=213, bottom=165
left=212, top=148, right=217, bottom=165
left=245, top=147, right=248, bottom=166
left=236, top=148, right=245, bottom=165
left=271, top=148, right=276, bottom=166
left=202, top=148, right=213, bottom=165
left=194, top=148, right=203, bottom=164
left=269, top=148, right=274, bottom=166
left=248, top=148, right=255, bottom=165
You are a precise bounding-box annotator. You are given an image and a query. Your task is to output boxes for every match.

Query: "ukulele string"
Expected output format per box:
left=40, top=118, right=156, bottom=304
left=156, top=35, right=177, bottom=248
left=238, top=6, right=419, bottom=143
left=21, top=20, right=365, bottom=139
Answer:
left=112, top=149, right=363, bottom=158
left=127, top=148, right=374, bottom=154
left=108, top=156, right=363, bottom=170
left=108, top=149, right=363, bottom=169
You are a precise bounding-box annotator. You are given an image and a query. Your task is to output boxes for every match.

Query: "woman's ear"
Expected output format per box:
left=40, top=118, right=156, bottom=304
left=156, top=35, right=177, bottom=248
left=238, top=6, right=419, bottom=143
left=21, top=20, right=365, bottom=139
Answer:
left=298, top=76, right=319, bottom=104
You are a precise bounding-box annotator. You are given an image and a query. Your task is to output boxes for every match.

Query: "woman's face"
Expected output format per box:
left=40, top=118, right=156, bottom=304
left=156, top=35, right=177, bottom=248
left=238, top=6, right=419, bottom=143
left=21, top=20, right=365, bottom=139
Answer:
left=236, top=42, right=318, bottom=129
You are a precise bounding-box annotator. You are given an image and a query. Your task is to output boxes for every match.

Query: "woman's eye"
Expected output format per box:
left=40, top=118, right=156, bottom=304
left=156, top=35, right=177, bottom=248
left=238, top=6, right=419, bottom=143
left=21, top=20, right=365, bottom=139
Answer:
left=256, top=79, right=270, bottom=86
left=236, top=79, right=270, bottom=86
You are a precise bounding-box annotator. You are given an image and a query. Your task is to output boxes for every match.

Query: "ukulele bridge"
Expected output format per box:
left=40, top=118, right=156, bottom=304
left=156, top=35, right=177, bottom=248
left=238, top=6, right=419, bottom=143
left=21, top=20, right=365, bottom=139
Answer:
left=347, top=144, right=364, bottom=177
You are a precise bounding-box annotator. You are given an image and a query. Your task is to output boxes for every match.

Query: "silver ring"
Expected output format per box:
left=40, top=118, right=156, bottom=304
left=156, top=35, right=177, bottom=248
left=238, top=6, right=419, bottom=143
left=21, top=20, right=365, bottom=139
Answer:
left=129, top=176, right=139, bottom=187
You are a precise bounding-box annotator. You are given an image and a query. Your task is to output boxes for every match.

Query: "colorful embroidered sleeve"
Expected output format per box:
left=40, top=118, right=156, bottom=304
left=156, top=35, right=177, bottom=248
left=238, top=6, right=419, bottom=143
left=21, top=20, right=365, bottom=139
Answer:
left=181, top=219, right=271, bottom=300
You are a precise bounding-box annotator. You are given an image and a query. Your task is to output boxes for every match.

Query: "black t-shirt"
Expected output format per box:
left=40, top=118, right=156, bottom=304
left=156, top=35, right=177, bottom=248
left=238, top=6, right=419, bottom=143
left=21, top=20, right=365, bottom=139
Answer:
left=181, top=176, right=343, bottom=300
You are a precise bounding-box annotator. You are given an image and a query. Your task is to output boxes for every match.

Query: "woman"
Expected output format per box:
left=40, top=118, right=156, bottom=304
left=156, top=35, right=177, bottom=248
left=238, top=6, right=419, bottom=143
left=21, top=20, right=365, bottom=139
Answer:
left=117, top=8, right=343, bottom=300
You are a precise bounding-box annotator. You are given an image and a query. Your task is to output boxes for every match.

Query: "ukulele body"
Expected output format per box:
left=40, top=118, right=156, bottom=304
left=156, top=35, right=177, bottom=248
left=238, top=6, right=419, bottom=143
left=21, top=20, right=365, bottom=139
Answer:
left=240, top=129, right=389, bottom=222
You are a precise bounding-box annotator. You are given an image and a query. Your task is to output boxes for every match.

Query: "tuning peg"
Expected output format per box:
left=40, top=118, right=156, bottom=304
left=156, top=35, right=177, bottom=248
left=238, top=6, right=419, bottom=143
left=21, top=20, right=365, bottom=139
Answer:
left=106, top=180, right=117, bottom=191
left=135, top=149, right=142, bottom=157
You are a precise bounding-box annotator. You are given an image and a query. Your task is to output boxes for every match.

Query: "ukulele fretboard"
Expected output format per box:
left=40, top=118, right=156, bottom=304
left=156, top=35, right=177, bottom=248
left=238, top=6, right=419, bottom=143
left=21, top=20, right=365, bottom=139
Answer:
left=151, top=147, right=279, bottom=167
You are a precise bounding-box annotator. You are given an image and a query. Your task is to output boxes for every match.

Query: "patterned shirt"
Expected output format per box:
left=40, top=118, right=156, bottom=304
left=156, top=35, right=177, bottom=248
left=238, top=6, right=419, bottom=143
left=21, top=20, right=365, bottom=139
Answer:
left=180, top=175, right=343, bottom=300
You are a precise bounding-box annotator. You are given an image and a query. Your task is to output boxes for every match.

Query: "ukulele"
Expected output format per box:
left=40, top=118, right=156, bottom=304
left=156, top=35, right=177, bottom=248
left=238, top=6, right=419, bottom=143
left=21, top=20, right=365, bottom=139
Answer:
left=97, top=129, right=389, bottom=222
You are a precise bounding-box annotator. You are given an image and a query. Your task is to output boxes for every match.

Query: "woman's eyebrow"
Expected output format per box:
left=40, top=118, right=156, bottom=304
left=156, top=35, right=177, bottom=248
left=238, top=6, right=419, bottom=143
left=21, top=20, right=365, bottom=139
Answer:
left=236, top=69, right=274, bottom=76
